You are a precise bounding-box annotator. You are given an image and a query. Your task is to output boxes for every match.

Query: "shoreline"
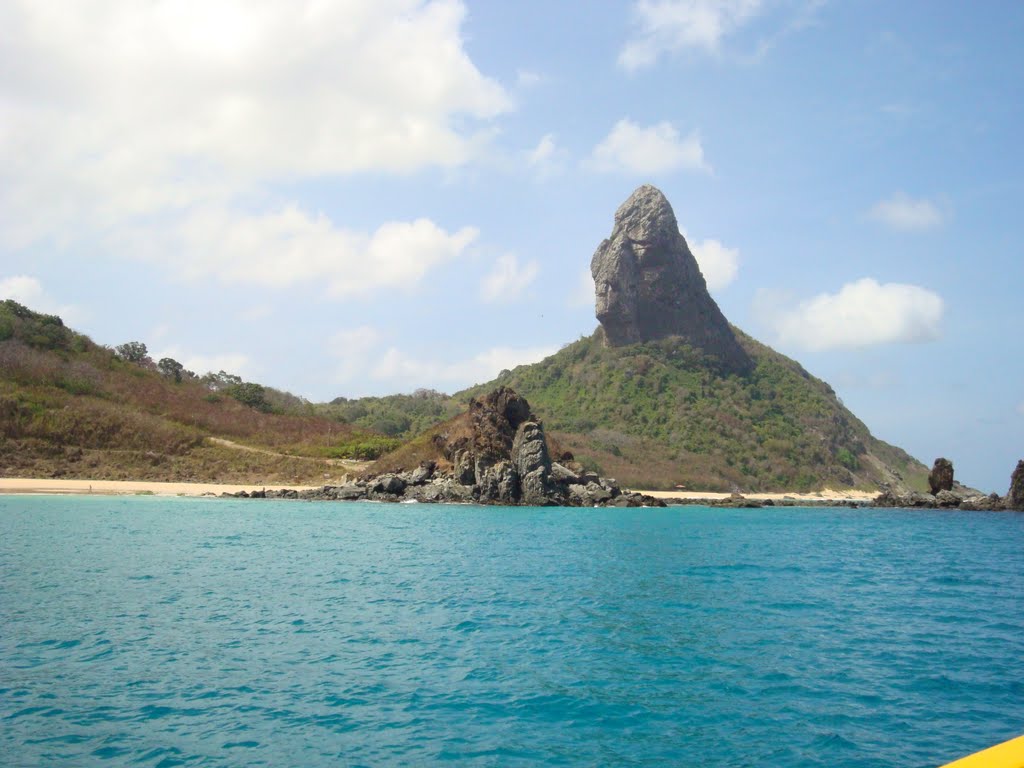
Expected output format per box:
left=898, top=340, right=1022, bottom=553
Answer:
left=0, top=478, right=320, bottom=497
left=0, top=477, right=877, bottom=503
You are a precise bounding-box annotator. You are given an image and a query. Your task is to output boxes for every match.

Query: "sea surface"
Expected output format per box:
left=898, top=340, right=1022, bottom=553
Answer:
left=1, top=496, right=1022, bottom=767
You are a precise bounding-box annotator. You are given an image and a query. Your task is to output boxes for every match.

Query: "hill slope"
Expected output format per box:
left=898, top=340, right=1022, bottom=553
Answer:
left=0, top=300, right=388, bottom=484
left=455, top=329, right=927, bottom=493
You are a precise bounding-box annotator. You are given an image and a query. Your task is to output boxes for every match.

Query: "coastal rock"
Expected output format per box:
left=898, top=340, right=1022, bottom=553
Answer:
left=372, top=474, right=406, bottom=495
left=408, top=462, right=435, bottom=485
left=550, top=462, right=581, bottom=485
left=476, top=460, right=519, bottom=504
left=512, top=421, right=555, bottom=505
left=217, top=387, right=666, bottom=509
left=934, top=489, right=961, bottom=508
left=453, top=451, right=476, bottom=485
left=960, top=493, right=1004, bottom=512
left=1008, top=460, right=1024, bottom=510
left=590, top=185, right=750, bottom=373
left=928, top=458, right=954, bottom=494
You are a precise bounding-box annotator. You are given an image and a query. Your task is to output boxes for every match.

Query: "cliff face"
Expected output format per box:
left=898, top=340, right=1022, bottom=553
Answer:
left=590, top=185, right=750, bottom=373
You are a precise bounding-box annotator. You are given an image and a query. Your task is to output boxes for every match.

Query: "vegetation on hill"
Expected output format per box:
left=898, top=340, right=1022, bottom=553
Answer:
left=0, top=299, right=927, bottom=493
left=320, top=389, right=460, bottom=438
left=450, top=329, right=927, bottom=492
left=0, top=301, right=395, bottom=483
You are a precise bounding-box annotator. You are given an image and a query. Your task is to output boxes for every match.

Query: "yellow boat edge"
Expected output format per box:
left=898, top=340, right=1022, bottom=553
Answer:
left=940, top=734, right=1024, bottom=768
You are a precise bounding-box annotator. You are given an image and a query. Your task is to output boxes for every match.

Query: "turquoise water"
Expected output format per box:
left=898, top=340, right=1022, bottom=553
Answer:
left=1, top=497, right=1022, bottom=767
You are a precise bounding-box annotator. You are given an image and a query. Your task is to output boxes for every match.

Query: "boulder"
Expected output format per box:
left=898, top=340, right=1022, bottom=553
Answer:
left=960, top=493, right=1004, bottom=512
left=928, top=458, right=955, bottom=494
left=590, top=184, right=750, bottom=373
left=408, top=461, right=436, bottom=485
left=372, top=474, right=407, bottom=495
left=549, top=462, right=581, bottom=485
left=475, top=460, right=519, bottom=504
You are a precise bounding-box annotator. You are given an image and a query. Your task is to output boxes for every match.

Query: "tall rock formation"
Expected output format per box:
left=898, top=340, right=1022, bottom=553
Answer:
left=928, top=457, right=954, bottom=494
left=591, top=184, right=750, bottom=373
left=1008, top=460, right=1024, bottom=510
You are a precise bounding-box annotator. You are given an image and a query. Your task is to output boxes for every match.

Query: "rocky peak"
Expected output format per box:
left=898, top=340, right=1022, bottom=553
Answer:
left=1008, top=460, right=1024, bottom=510
left=591, top=184, right=750, bottom=373
left=928, top=457, right=954, bottom=494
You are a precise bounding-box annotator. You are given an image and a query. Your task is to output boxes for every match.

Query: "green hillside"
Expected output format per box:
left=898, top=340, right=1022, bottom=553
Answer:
left=454, top=329, right=927, bottom=493
left=0, top=300, right=390, bottom=483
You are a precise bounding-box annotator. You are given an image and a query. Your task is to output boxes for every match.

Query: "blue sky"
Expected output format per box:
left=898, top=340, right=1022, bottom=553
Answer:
left=1, top=0, right=1021, bottom=492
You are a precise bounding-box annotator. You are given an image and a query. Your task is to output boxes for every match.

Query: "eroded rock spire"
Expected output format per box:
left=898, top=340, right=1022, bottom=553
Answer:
left=591, top=184, right=750, bottom=372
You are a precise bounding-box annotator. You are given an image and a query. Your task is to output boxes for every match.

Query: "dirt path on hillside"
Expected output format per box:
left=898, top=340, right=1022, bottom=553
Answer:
left=207, top=437, right=371, bottom=472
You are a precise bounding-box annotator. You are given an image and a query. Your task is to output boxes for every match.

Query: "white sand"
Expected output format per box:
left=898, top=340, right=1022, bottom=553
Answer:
left=0, top=478, right=318, bottom=497
left=0, top=477, right=878, bottom=503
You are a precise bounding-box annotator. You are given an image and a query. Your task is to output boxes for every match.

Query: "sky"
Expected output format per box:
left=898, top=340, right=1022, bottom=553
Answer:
left=1, top=0, right=1021, bottom=492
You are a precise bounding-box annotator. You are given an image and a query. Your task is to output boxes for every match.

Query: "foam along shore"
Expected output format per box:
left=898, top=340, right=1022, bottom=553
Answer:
left=634, top=488, right=879, bottom=503
left=0, top=478, right=319, bottom=497
left=0, top=477, right=878, bottom=504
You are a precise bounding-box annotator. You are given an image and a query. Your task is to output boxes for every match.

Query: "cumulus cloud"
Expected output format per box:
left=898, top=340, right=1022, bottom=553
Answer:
left=480, top=254, right=540, bottom=303
left=150, top=345, right=251, bottom=378
left=328, top=326, right=556, bottom=391
left=524, top=133, right=566, bottom=178
left=371, top=344, right=559, bottom=390
left=113, top=206, right=478, bottom=298
left=0, top=275, right=85, bottom=324
left=0, top=0, right=508, bottom=293
left=588, top=119, right=708, bottom=174
left=619, top=0, right=764, bottom=70
left=869, top=193, right=944, bottom=232
left=688, top=237, right=739, bottom=292
left=759, top=278, right=944, bottom=351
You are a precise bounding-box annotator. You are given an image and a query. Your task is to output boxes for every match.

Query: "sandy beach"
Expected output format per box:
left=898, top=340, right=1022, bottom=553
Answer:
left=0, top=478, right=320, bottom=497
left=0, top=477, right=878, bottom=503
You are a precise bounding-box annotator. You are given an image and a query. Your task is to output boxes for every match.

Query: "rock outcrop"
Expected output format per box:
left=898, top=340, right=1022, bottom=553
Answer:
left=1008, top=460, right=1024, bottom=511
left=228, top=388, right=665, bottom=508
left=928, top=457, right=954, bottom=494
left=590, top=184, right=750, bottom=373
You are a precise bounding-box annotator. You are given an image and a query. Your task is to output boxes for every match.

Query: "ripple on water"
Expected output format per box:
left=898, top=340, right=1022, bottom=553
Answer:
left=0, top=498, right=1022, bottom=767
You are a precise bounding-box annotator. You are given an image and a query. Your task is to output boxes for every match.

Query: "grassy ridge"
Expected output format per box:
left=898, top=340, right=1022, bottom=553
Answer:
left=453, top=329, right=927, bottom=492
left=0, top=300, right=390, bottom=482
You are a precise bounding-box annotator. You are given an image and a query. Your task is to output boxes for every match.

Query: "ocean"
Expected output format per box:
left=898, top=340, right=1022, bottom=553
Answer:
left=1, top=495, right=1021, bottom=767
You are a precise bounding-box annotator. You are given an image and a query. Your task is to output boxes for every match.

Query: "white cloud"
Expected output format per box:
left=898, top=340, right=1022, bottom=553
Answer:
left=619, top=0, right=764, bottom=70
left=1017, top=402, right=1024, bottom=417
left=588, top=119, right=708, bottom=175
left=527, top=135, right=558, bottom=168
left=516, top=69, right=544, bottom=89
left=759, top=278, right=944, bottom=351
left=523, top=133, right=568, bottom=179
left=688, top=237, right=739, bottom=292
left=869, top=193, right=944, bottom=232
left=151, top=345, right=250, bottom=378
left=328, top=327, right=557, bottom=392
left=480, top=254, right=540, bottom=303
left=0, top=275, right=85, bottom=324
left=0, top=0, right=509, bottom=279
left=329, top=326, right=384, bottom=382
left=372, top=344, right=559, bottom=390
left=568, top=268, right=595, bottom=309
left=117, top=205, right=478, bottom=298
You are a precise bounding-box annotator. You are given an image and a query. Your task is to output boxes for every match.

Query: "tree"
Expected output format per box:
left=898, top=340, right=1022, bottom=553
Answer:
left=201, top=370, right=242, bottom=391
left=115, top=341, right=149, bottom=364
left=227, top=381, right=271, bottom=412
left=157, top=357, right=184, bottom=383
